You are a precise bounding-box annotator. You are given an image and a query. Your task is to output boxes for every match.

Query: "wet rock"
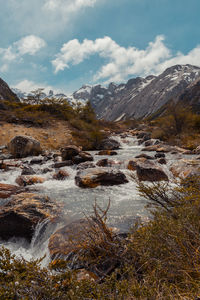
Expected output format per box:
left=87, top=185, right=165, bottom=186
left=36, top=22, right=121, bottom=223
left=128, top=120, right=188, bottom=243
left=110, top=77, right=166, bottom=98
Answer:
left=127, top=160, right=137, bottom=171
left=0, top=154, right=12, bottom=160
left=135, top=154, right=154, bottom=160
left=0, top=183, right=22, bottom=199
left=72, top=151, right=93, bottom=164
left=142, top=144, right=161, bottom=152
left=144, top=140, right=153, bottom=147
left=8, top=135, right=42, bottom=158
left=136, top=160, right=168, bottom=182
left=96, top=159, right=113, bottom=167
left=156, top=146, right=172, bottom=153
left=137, top=132, right=151, bottom=140
left=30, top=157, right=44, bottom=165
left=195, top=145, right=200, bottom=154
left=97, top=150, right=118, bottom=156
left=42, top=167, right=53, bottom=174
left=61, top=145, right=81, bottom=161
left=0, top=161, right=9, bottom=171
left=127, top=158, right=146, bottom=171
left=75, top=168, right=128, bottom=188
left=97, top=138, right=120, bottom=150
left=77, top=162, right=95, bottom=170
left=157, top=158, right=167, bottom=165
left=170, top=159, right=200, bottom=178
left=155, top=152, right=165, bottom=158
left=0, top=192, right=59, bottom=241
left=21, top=166, right=36, bottom=175
left=137, top=139, right=144, bottom=145
left=16, top=175, right=45, bottom=187
left=52, top=160, right=74, bottom=168
left=49, top=219, right=91, bottom=260
left=53, top=170, right=69, bottom=180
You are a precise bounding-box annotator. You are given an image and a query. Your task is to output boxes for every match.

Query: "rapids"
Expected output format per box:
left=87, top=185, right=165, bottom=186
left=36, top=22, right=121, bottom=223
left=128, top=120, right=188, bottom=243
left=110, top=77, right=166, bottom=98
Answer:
left=0, top=134, right=184, bottom=264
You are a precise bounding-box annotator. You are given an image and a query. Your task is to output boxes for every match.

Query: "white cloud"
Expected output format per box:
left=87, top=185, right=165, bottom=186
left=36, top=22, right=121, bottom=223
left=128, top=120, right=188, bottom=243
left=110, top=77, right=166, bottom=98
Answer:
left=15, top=35, right=46, bottom=55
left=0, top=35, right=46, bottom=72
left=43, top=0, right=96, bottom=12
left=52, top=35, right=200, bottom=83
left=14, top=79, right=61, bottom=94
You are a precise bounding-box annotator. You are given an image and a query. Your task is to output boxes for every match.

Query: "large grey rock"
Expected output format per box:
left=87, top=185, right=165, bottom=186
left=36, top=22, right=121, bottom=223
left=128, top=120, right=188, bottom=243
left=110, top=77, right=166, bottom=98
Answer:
left=97, top=138, right=120, bottom=150
left=0, top=192, right=60, bottom=241
left=61, top=145, right=81, bottom=161
left=8, top=135, right=42, bottom=158
left=136, top=160, right=168, bottom=182
left=75, top=167, right=128, bottom=188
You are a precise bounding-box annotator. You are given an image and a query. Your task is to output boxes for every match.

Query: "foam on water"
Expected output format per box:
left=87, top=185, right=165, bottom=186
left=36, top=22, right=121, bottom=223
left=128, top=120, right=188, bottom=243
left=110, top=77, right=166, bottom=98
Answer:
left=0, top=134, right=151, bottom=263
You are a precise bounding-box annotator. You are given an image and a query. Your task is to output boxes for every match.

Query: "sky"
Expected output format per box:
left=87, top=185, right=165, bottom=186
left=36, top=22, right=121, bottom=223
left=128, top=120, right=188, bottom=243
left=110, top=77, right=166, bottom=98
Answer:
left=0, top=0, right=200, bottom=94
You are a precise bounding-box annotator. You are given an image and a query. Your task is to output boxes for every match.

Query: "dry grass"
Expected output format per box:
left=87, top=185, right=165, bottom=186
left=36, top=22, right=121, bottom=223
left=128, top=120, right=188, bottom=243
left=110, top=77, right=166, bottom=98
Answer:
left=0, top=120, right=73, bottom=150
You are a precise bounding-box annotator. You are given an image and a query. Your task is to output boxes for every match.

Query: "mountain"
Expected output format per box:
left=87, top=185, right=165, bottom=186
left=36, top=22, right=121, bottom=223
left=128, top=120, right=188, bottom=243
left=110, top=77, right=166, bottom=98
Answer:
left=178, top=78, right=200, bottom=112
left=12, top=64, right=200, bottom=120
left=90, top=64, right=200, bottom=120
left=0, top=78, right=19, bottom=102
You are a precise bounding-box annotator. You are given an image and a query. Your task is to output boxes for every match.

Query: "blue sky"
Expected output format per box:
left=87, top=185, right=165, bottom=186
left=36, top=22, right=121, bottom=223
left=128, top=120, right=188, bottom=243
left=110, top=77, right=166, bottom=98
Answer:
left=0, top=0, right=200, bottom=94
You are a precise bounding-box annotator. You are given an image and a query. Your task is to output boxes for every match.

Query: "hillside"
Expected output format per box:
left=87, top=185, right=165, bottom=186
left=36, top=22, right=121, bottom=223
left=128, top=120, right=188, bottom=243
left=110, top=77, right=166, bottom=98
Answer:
left=0, top=78, right=19, bottom=103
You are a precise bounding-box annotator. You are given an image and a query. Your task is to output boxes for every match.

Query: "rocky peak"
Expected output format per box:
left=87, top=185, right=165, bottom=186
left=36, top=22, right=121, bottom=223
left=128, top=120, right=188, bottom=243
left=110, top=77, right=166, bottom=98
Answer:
left=0, top=78, right=19, bottom=102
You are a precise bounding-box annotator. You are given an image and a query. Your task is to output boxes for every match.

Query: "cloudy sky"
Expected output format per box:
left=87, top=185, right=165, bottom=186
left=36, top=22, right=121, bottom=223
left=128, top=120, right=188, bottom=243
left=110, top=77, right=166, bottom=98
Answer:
left=0, top=0, right=200, bottom=94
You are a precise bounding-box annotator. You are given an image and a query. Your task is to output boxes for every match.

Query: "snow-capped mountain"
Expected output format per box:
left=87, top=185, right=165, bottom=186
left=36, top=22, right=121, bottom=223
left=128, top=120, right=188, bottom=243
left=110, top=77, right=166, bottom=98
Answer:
left=11, top=64, right=200, bottom=120
left=66, top=64, right=200, bottom=121
left=91, top=64, right=200, bottom=120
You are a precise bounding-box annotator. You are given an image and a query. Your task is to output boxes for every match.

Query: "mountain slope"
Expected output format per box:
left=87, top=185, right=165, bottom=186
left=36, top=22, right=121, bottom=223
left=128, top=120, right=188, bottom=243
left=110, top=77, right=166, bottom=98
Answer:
left=12, top=64, right=200, bottom=120
left=178, top=78, right=200, bottom=111
left=0, top=78, right=19, bottom=102
left=92, top=64, right=200, bottom=120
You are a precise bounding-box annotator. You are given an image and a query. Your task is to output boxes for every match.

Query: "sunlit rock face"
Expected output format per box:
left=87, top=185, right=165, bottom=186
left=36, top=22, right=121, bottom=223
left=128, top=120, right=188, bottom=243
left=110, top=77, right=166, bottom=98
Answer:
left=0, top=78, right=19, bottom=102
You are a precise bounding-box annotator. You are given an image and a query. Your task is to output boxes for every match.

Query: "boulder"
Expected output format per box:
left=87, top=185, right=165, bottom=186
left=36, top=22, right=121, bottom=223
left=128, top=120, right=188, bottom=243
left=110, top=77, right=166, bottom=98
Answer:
left=52, top=161, right=74, bottom=168
left=135, top=154, right=154, bottom=160
left=42, top=167, right=53, bottom=174
left=144, top=140, right=153, bottom=147
left=0, top=183, right=22, bottom=199
left=16, top=175, right=45, bottom=187
left=97, top=150, right=118, bottom=156
left=136, top=160, right=168, bottom=182
left=97, top=138, right=120, bottom=150
left=127, top=158, right=146, bottom=171
left=72, top=152, right=93, bottom=165
left=137, top=132, right=151, bottom=140
left=53, top=170, right=69, bottom=180
left=0, top=192, right=59, bottom=241
left=21, top=166, right=36, bottom=175
left=30, top=157, right=44, bottom=165
left=48, top=219, right=91, bottom=260
left=195, top=145, right=200, bottom=154
left=155, top=152, right=165, bottom=159
left=8, top=135, right=42, bottom=158
left=157, top=158, right=167, bottom=165
left=76, top=162, right=96, bottom=170
left=170, top=159, right=200, bottom=178
left=61, top=145, right=81, bottom=161
left=142, top=145, right=161, bottom=152
left=75, top=168, right=128, bottom=188
left=96, top=159, right=118, bottom=167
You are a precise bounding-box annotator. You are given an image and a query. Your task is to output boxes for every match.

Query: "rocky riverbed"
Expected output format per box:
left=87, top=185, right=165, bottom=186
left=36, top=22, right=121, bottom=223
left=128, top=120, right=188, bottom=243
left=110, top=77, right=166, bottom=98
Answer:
left=0, top=131, right=200, bottom=267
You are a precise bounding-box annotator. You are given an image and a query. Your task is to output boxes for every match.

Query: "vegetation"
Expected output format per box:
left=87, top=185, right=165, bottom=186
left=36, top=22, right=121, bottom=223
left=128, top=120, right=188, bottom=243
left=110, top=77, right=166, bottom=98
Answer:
left=149, top=101, right=200, bottom=149
left=1, top=176, right=200, bottom=299
left=0, top=97, right=107, bottom=150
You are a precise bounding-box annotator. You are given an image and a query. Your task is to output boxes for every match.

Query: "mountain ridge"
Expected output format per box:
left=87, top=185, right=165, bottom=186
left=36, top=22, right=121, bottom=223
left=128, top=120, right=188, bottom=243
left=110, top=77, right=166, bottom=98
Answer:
left=11, top=64, right=200, bottom=120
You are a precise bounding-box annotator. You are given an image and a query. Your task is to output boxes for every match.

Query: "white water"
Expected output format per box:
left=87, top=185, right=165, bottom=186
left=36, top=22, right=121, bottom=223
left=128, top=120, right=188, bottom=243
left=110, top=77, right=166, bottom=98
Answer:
left=0, top=134, right=180, bottom=264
